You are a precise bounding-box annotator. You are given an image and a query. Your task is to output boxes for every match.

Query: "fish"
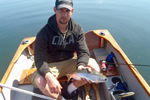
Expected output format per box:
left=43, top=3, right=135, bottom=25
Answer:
left=69, top=69, right=108, bottom=83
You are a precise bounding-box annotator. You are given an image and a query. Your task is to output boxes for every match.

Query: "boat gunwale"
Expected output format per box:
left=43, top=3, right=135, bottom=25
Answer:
left=92, top=29, right=150, bottom=97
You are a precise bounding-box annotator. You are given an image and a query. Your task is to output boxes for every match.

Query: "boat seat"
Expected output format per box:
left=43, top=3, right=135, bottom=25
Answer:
left=93, top=48, right=108, bottom=62
left=19, top=68, right=68, bottom=85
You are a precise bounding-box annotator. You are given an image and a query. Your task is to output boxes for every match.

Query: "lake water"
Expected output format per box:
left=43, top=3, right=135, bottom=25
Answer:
left=0, top=0, right=150, bottom=85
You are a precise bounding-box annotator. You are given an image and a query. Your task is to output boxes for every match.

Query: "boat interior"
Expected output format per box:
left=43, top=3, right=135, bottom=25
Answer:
left=0, top=30, right=149, bottom=100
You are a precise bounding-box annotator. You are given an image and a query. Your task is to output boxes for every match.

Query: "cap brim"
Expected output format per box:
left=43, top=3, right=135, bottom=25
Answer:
left=57, top=4, right=72, bottom=11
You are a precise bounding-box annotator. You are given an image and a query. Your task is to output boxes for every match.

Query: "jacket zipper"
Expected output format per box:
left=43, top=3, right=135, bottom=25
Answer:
left=59, top=31, right=72, bottom=60
left=60, top=34, right=66, bottom=59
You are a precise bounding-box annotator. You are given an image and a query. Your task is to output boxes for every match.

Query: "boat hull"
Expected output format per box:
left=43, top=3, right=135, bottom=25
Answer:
left=0, top=29, right=149, bottom=100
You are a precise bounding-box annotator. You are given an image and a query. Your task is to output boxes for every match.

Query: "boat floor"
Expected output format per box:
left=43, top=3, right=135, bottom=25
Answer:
left=32, top=82, right=109, bottom=100
left=15, top=75, right=122, bottom=100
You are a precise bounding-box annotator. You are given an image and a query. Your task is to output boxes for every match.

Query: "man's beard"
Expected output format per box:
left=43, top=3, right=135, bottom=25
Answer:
left=59, top=17, right=69, bottom=24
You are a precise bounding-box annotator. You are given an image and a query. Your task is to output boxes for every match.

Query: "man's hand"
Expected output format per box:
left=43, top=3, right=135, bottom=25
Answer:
left=77, top=65, right=92, bottom=72
left=77, top=65, right=92, bottom=84
left=45, top=72, right=62, bottom=94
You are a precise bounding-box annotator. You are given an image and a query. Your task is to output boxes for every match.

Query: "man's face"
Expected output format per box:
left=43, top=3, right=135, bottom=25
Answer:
left=54, top=7, right=74, bottom=25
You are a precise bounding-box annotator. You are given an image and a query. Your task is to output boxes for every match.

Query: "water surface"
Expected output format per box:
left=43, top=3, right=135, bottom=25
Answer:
left=0, top=0, right=150, bottom=85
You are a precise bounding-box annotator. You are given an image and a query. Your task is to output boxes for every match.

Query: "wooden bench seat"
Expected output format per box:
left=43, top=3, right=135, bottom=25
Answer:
left=19, top=68, right=67, bottom=85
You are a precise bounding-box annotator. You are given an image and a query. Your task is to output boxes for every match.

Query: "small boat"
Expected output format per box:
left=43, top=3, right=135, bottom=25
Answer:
left=0, top=29, right=149, bottom=100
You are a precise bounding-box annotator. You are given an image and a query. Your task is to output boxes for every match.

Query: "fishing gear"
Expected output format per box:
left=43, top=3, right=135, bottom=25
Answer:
left=106, top=52, right=150, bottom=67
left=107, top=62, right=150, bottom=67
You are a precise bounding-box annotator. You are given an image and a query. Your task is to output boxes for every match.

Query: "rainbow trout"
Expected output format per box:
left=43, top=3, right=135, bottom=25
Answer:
left=69, top=69, right=108, bottom=83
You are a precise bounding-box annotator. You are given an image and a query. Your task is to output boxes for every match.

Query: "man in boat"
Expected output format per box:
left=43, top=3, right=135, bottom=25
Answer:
left=31, top=0, right=100, bottom=100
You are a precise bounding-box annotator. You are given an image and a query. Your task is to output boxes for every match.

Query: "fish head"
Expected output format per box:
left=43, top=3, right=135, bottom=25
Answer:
left=93, top=72, right=108, bottom=83
left=95, top=76, right=108, bottom=83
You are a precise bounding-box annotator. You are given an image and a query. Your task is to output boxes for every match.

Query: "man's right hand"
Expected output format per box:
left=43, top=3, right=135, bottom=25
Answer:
left=45, top=72, right=62, bottom=94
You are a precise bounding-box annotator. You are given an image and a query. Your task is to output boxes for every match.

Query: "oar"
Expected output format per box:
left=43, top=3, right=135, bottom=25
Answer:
left=0, top=83, right=56, bottom=100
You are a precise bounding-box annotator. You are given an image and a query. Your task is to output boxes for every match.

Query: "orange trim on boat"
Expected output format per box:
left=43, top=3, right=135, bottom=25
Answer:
left=93, top=29, right=150, bottom=97
left=0, top=37, right=36, bottom=93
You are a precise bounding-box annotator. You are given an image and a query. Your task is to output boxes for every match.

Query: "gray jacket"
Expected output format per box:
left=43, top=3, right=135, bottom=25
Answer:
left=34, top=14, right=90, bottom=77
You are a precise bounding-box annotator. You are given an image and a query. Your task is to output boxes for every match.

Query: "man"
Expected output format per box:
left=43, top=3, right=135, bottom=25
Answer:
left=31, top=0, right=100, bottom=100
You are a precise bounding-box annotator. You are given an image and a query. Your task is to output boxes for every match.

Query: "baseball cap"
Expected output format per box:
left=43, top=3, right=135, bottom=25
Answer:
left=55, top=0, right=73, bottom=11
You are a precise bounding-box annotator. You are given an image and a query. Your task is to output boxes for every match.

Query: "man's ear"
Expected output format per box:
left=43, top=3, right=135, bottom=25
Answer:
left=71, top=8, right=74, bottom=13
left=54, top=7, right=57, bottom=13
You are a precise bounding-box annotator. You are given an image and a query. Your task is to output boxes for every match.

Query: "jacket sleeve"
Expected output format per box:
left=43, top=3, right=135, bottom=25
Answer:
left=75, top=26, right=90, bottom=68
left=34, top=28, right=51, bottom=77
